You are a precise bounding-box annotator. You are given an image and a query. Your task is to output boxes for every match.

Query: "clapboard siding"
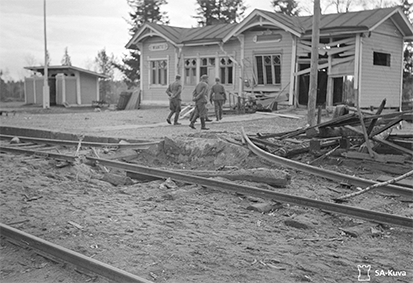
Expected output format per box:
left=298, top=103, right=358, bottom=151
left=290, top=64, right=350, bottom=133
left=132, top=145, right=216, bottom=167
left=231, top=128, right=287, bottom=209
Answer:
left=243, top=30, right=293, bottom=91
left=360, top=19, right=403, bottom=108
left=141, top=37, right=176, bottom=104
left=179, top=40, right=240, bottom=103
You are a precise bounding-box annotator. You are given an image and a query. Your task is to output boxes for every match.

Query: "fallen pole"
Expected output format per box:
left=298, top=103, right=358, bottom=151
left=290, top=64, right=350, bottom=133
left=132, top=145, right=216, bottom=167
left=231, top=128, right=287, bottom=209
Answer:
left=336, top=169, right=413, bottom=200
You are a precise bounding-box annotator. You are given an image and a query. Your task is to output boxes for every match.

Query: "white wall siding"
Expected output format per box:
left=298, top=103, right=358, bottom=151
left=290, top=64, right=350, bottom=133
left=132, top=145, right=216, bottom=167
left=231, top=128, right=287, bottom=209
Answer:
left=360, top=19, right=403, bottom=108
left=243, top=30, right=293, bottom=93
left=141, top=37, right=176, bottom=104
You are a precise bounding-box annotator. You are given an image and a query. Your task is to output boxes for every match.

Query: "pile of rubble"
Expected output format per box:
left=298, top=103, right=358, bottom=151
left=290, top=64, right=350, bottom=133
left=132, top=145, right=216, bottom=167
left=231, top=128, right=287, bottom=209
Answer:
left=252, top=99, right=413, bottom=168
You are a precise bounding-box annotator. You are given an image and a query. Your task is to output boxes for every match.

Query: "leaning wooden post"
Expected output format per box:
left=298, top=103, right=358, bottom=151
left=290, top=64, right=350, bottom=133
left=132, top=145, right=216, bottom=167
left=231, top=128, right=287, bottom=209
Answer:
left=307, top=0, right=320, bottom=126
left=336, top=169, right=413, bottom=200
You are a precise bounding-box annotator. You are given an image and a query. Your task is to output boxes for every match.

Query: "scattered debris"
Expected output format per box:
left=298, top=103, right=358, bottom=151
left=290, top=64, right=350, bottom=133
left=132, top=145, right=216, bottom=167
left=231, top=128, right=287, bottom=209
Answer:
left=101, top=172, right=134, bottom=186
left=68, top=221, right=83, bottom=230
left=159, top=178, right=178, bottom=190
left=246, top=202, right=282, bottom=213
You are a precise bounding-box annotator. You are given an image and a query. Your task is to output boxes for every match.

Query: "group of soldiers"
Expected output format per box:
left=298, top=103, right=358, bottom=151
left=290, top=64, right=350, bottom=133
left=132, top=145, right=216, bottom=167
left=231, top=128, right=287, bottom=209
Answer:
left=165, top=74, right=226, bottom=130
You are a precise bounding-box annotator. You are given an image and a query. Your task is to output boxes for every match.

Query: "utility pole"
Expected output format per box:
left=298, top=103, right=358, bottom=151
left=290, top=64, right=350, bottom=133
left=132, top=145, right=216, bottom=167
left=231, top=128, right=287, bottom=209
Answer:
left=43, top=0, right=50, bottom=108
left=307, top=0, right=320, bottom=126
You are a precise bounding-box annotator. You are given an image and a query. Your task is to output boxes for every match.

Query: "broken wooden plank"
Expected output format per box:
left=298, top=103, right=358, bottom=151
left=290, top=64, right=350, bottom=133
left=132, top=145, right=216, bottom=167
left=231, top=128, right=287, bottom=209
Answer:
left=366, top=99, right=386, bottom=135
left=129, top=168, right=290, bottom=188
left=341, top=151, right=407, bottom=164
left=372, top=137, right=413, bottom=156
left=356, top=106, right=375, bottom=158
left=68, top=221, right=83, bottom=230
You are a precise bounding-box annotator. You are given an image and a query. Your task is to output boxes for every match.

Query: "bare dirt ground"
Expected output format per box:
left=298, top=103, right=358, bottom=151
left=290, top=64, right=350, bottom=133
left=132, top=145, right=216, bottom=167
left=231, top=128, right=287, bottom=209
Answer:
left=1, top=102, right=412, bottom=283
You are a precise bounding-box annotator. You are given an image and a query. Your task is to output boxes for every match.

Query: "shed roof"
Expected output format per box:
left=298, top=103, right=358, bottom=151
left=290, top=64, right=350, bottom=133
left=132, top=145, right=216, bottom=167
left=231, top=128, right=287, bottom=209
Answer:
left=24, top=65, right=108, bottom=78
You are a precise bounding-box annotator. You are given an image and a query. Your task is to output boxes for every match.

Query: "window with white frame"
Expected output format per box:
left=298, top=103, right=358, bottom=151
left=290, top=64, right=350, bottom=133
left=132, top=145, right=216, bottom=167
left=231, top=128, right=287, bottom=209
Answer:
left=184, top=58, right=197, bottom=85
left=255, top=54, right=281, bottom=85
left=150, top=59, right=168, bottom=85
left=200, top=57, right=215, bottom=77
left=220, top=57, right=233, bottom=84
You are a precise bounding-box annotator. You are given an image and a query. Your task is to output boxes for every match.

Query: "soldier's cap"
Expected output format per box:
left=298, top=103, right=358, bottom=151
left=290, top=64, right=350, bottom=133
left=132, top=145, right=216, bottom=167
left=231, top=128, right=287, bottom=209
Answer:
left=175, top=74, right=181, bottom=79
left=201, top=74, right=208, bottom=79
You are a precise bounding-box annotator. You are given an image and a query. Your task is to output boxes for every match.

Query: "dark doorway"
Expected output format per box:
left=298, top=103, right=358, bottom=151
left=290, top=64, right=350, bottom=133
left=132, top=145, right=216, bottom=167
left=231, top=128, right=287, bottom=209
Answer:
left=298, top=63, right=328, bottom=106
left=332, top=76, right=355, bottom=106
left=48, top=78, right=56, bottom=106
left=333, top=77, right=343, bottom=104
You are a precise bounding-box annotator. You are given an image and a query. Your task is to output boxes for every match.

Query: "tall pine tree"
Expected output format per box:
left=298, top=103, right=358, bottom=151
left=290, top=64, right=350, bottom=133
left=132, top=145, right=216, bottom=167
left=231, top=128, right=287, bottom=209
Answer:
left=271, top=0, right=300, bottom=16
left=114, top=0, right=169, bottom=88
left=193, top=0, right=247, bottom=26
left=95, top=48, right=115, bottom=102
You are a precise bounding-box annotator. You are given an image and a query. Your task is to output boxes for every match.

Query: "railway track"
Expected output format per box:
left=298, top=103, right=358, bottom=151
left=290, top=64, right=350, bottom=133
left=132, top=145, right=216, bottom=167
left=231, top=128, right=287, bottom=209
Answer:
left=0, top=134, right=159, bottom=149
left=0, top=223, right=153, bottom=283
left=0, top=135, right=412, bottom=229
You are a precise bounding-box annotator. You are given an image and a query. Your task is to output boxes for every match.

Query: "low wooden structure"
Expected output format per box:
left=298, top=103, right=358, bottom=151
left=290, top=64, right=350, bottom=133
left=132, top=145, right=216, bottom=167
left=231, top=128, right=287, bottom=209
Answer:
left=24, top=65, right=107, bottom=106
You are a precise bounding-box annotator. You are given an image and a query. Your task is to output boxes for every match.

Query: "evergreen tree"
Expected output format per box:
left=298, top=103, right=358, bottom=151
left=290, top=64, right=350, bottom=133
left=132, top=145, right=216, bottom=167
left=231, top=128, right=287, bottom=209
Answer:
left=271, top=0, right=300, bottom=16
left=115, top=0, right=169, bottom=88
left=127, top=0, right=169, bottom=34
left=193, top=0, right=247, bottom=26
left=61, top=47, right=72, bottom=66
left=95, top=48, right=115, bottom=101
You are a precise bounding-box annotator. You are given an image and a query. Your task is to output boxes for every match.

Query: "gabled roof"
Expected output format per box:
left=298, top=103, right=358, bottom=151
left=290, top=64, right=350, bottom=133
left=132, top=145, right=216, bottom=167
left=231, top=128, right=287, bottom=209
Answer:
left=126, top=22, right=236, bottom=49
left=223, top=9, right=303, bottom=42
left=24, top=65, right=108, bottom=78
left=127, top=6, right=413, bottom=49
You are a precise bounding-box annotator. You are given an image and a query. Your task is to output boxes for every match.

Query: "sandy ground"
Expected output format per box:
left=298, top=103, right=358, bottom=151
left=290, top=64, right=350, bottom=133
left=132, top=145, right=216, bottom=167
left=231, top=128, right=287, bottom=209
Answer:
left=1, top=103, right=412, bottom=283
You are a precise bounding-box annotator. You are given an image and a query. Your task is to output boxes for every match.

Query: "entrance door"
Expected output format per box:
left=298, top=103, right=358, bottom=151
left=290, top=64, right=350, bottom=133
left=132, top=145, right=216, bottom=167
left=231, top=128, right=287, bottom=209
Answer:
left=298, top=64, right=328, bottom=106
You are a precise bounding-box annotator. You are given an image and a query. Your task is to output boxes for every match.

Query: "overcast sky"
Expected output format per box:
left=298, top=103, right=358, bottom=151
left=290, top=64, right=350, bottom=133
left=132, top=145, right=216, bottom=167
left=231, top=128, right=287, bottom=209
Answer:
left=0, top=0, right=391, bottom=81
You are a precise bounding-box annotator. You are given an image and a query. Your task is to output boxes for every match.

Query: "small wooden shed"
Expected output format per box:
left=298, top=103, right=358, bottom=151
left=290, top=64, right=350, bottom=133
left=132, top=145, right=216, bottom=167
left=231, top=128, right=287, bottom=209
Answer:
left=24, top=65, right=107, bottom=106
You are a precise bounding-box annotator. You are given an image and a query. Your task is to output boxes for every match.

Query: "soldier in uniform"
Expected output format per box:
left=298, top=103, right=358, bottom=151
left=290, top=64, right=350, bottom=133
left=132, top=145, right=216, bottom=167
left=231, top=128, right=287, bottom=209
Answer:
left=165, top=74, right=182, bottom=125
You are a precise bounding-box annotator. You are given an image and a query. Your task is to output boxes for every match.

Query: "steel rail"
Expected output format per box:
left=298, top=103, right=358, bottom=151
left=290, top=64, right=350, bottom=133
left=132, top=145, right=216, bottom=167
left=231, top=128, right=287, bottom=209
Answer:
left=0, top=223, right=153, bottom=283
left=85, top=156, right=413, bottom=229
left=0, top=134, right=158, bottom=149
left=0, top=145, right=78, bottom=162
left=240, top=128, right=413, bottom=197
left=2, top=142, right=412, bottom=228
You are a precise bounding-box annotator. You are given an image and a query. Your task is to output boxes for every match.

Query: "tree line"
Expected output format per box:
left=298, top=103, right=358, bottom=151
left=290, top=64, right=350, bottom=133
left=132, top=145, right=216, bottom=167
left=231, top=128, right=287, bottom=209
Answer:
left=1, top=0, right=411, bottom=103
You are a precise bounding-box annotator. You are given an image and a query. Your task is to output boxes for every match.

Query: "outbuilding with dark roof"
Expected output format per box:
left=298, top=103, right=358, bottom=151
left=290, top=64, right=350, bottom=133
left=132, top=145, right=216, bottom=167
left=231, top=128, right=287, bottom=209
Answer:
left=24, top=65, right=108, bottom=106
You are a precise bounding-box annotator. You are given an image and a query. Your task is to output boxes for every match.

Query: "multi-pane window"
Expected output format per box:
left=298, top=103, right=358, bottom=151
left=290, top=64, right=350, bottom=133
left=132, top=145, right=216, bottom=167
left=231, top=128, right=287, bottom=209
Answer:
left=200, top=57, right=215, bottom=77
left=255, top=54, right=281, bottom=85
left=184, top=58, right=197, bottom=85
left=373, top=52, right=390, bottom=66
left=150, top=60, right=168, bottom=85
left=220, top=57, right=233, bottom=84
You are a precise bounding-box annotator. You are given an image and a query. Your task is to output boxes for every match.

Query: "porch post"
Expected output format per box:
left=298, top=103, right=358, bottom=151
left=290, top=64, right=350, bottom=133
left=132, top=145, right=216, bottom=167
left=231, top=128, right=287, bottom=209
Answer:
left=238, top=35, right=245, bottom=99
left=75, top=71, right=81, bottom=104
left=326, top=37, right=333, bottom=107
left=289, top=35, right=297, bottom=105
left=96, top=77, right=99, bottom=101
left=354, top=34, right=361, bottom=107
left=196, top=53, right=200, bottom=82
left=33, top=77, right=36, bottom=104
